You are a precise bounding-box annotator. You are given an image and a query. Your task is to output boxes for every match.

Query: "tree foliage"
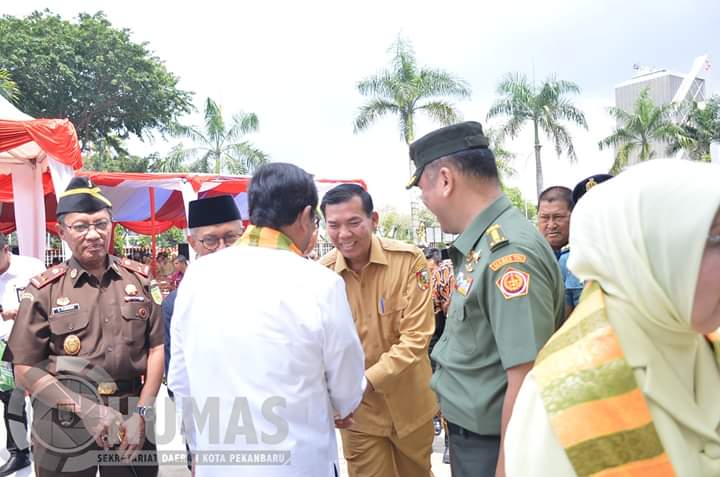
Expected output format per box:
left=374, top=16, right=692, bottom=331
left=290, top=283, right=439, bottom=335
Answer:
left=487, top=73, right=587, bottom=197
left=669, top=96, right=720, bottom=162
left=0, top=69, right=19, bottom=103
left=0, top=10, right=193, bottom=151
left=169, top=97, right=268, bottom=174
left=354, top=37, right=470, bottom=144
left=598, top=89, right=681, bottom=174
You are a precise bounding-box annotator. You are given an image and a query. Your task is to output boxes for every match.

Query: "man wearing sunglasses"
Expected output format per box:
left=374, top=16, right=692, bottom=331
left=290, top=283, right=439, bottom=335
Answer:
left=6, top=176, right=164, bottom=476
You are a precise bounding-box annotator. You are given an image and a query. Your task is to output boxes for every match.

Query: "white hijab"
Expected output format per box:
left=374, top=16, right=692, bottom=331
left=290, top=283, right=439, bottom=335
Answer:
left=568, top=159, right=720, bottom=473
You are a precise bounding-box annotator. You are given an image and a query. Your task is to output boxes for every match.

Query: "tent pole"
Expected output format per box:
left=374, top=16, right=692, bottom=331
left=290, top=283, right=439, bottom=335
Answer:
left=149, top=187, right=157, bottom=277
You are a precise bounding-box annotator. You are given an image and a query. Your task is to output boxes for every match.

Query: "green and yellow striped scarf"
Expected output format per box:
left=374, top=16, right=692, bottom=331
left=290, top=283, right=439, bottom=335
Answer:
left=534, top=282, right=676, bottom=477
left=236, top=225, right=303, bottom=256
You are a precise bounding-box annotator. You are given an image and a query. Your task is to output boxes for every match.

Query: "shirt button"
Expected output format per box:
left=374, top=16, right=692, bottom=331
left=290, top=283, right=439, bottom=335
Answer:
left=106, top=346, right=113, bottom=353
left=104, top=318, right=109, bottom=323
left=68, top=324, right=74, bottom=330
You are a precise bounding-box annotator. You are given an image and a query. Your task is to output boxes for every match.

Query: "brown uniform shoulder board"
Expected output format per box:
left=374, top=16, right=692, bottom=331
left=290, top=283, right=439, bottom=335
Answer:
left=486, top=224, right=509, bottom=252
left=120, top=258, right=150, bottom=278
left=30, top=265, right=67, bottom=289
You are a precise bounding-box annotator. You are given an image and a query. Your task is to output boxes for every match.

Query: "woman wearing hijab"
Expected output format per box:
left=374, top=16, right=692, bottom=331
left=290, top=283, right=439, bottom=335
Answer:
left=504, top=159, right=720, bottom=476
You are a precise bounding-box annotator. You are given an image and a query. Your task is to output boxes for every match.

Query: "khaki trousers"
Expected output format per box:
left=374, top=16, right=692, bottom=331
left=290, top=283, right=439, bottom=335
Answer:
left=341, top=419, right=434, bottom=477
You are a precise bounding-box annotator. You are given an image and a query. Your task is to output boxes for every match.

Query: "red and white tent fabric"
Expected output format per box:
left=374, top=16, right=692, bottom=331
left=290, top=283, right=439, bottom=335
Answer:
left=0, top=95, right=81, bottom=259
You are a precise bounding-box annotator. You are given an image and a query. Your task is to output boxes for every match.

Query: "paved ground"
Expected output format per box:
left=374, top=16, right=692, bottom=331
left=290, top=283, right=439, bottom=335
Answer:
left=0, top=385, right=451, bottom=476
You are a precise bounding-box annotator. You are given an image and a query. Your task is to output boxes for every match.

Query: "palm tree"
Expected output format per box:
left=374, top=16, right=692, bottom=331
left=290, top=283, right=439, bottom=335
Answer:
left=170, top=98, right=268, bottom=174
left=669, top=97, right=720, bottom=162
left=354, top=37, right=471, bottom=144
left=487, top=73, right=587, bottom=198
left=485, top=128, right=516, bottom=179
left=0, top=69, right=19, bottom=103
left=599, top=89, right=681, bottom=174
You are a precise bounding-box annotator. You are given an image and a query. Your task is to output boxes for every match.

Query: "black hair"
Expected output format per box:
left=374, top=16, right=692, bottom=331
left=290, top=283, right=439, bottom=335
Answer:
left=320, top=184, right=374, bottom=217
left=427, top=148, right=499, bottom=182
left=424, top=247, right=441, bottom=263
left=538, top=186, right=573, bottom=211
left=249, top=163, right=318, bottom=228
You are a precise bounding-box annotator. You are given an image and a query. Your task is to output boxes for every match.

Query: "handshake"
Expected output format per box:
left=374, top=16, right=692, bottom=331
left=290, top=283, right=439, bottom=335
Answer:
left=334, top=412, right=354, bottom=429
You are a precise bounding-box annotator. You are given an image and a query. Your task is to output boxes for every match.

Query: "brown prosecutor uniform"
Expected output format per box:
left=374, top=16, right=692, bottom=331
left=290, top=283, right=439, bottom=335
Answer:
left=321, top=236, right=437, bottom=477
left=6, top=256, right=163, bottom=477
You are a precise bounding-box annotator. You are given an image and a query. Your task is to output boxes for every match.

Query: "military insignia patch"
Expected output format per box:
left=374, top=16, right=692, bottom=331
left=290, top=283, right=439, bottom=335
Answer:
left=20, top=292, right=34, bottom=302
left=63, top=335, right=81, bottom=355
left=150, top=280, right=163, bottom=305
left=489, top=254, right=527, bottom=272
left=465, top=250, right=480, bottom=273
left=416, top=269, right=430, bottom=291
left=455, top=272, right=474, bottom=296
left=496, top=268, right=530, bottom=300
left=125, top=284, right=138, bottom=296
left=486, top=224, right=509, bottom=251
left=70, top=269, right=78, bottom=279
left=56, top=297, right=70, bottom=306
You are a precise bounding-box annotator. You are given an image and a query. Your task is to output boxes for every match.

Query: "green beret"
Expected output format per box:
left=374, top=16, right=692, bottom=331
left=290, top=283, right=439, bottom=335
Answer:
left=406, top=121, right=490, bottom=189
left=56, top=176, right=112, bottom=217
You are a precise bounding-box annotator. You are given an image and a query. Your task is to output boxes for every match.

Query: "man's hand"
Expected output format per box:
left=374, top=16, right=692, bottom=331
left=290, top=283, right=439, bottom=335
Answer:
left=119, top=413, right=146, bottom=462
left=79, top=402, right=125, bottom=449
left=334, top=413, right=355, bottom=429
left=1, top=309, right=17, bottom=322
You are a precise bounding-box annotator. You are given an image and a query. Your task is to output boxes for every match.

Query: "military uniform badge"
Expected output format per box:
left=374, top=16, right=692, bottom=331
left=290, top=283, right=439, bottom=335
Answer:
left=465, top=250, right=480, bottom=273
left=150, top=280, right=163, bottom=305
left=416, top=269, right=430, bottom=291
left=496, top=267, right=530, bottom=300
left=63, top=335, right=81, bottom=355
left=455, top=271, right=474, bottom=296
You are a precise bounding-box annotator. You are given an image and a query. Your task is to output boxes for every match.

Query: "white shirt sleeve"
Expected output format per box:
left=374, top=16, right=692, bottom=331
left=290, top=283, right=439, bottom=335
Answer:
left=321, top=277, right=365, bottom=419
left=167, top=268, right=197, bottom=450
left=505, top=372, right=577, bottom=477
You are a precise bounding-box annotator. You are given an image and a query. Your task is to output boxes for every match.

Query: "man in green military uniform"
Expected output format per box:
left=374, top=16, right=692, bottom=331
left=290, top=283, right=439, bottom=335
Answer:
left=407, top=121, right=564, bottom=477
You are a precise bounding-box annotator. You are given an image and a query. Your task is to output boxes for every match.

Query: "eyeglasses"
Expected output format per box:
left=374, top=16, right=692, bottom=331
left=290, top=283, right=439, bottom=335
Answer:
left=63, top=219, right=111, bottom=235
left=708, top=234, right=720, bottom=245
left=198, top=233, right=241, bottom=250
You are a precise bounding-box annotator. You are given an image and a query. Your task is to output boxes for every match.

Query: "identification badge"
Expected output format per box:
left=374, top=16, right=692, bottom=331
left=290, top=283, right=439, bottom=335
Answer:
left=51, top=303, right=80, bottom=315
left=124, top=296, right=146, bottom=303
left=455, top=272, right=474, bottom=296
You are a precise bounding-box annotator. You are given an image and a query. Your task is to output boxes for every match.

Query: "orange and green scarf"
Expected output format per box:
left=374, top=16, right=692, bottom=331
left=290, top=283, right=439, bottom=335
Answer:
left=236, top=225, right=303, bottom=256
left=533, top=282, right=676, bottom=477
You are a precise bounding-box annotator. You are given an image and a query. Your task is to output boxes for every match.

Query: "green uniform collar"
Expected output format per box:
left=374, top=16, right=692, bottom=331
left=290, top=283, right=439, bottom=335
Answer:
left=452, top=195, right=512, bottom=256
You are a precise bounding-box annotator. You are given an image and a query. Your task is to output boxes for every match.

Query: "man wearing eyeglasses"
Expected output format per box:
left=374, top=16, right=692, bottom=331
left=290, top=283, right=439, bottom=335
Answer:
left=5, top=176, right=165, bottom=476
left=162, top=194, right=243, bottom=390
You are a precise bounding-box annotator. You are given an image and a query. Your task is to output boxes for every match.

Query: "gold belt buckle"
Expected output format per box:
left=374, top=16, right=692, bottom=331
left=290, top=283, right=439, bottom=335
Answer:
left=97, top=382, right=118, bottom=396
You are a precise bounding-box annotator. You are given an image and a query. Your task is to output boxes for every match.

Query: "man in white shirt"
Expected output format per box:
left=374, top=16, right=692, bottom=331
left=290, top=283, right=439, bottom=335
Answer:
left=168, top=163, right=365, bottom=477
left=0, top=234, right=45, bottom=476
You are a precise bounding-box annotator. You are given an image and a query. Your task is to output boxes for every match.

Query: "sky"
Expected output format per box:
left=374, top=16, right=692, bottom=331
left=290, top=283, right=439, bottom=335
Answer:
left=4, top=0, right=720, bottom=210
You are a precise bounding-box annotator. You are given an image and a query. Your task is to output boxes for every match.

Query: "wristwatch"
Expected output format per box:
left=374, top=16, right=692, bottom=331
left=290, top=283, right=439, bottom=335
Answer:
left=135, top=405, right=155, bottom=421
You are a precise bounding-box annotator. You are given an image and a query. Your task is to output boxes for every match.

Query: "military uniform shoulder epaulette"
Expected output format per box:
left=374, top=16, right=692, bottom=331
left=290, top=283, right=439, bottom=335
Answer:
left=30, top=264, right=67, bottom=289
left=486, top=223, right=510, bottom=252
left=379, top=237, right=418, bottom=254
left=120, top=258, right=150, bottom=278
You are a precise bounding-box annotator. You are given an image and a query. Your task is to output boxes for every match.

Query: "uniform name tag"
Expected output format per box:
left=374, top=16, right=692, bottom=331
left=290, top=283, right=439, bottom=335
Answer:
left=51, top=303, right=80, bottom=315
left=124, top=296, right=146, bottom=303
